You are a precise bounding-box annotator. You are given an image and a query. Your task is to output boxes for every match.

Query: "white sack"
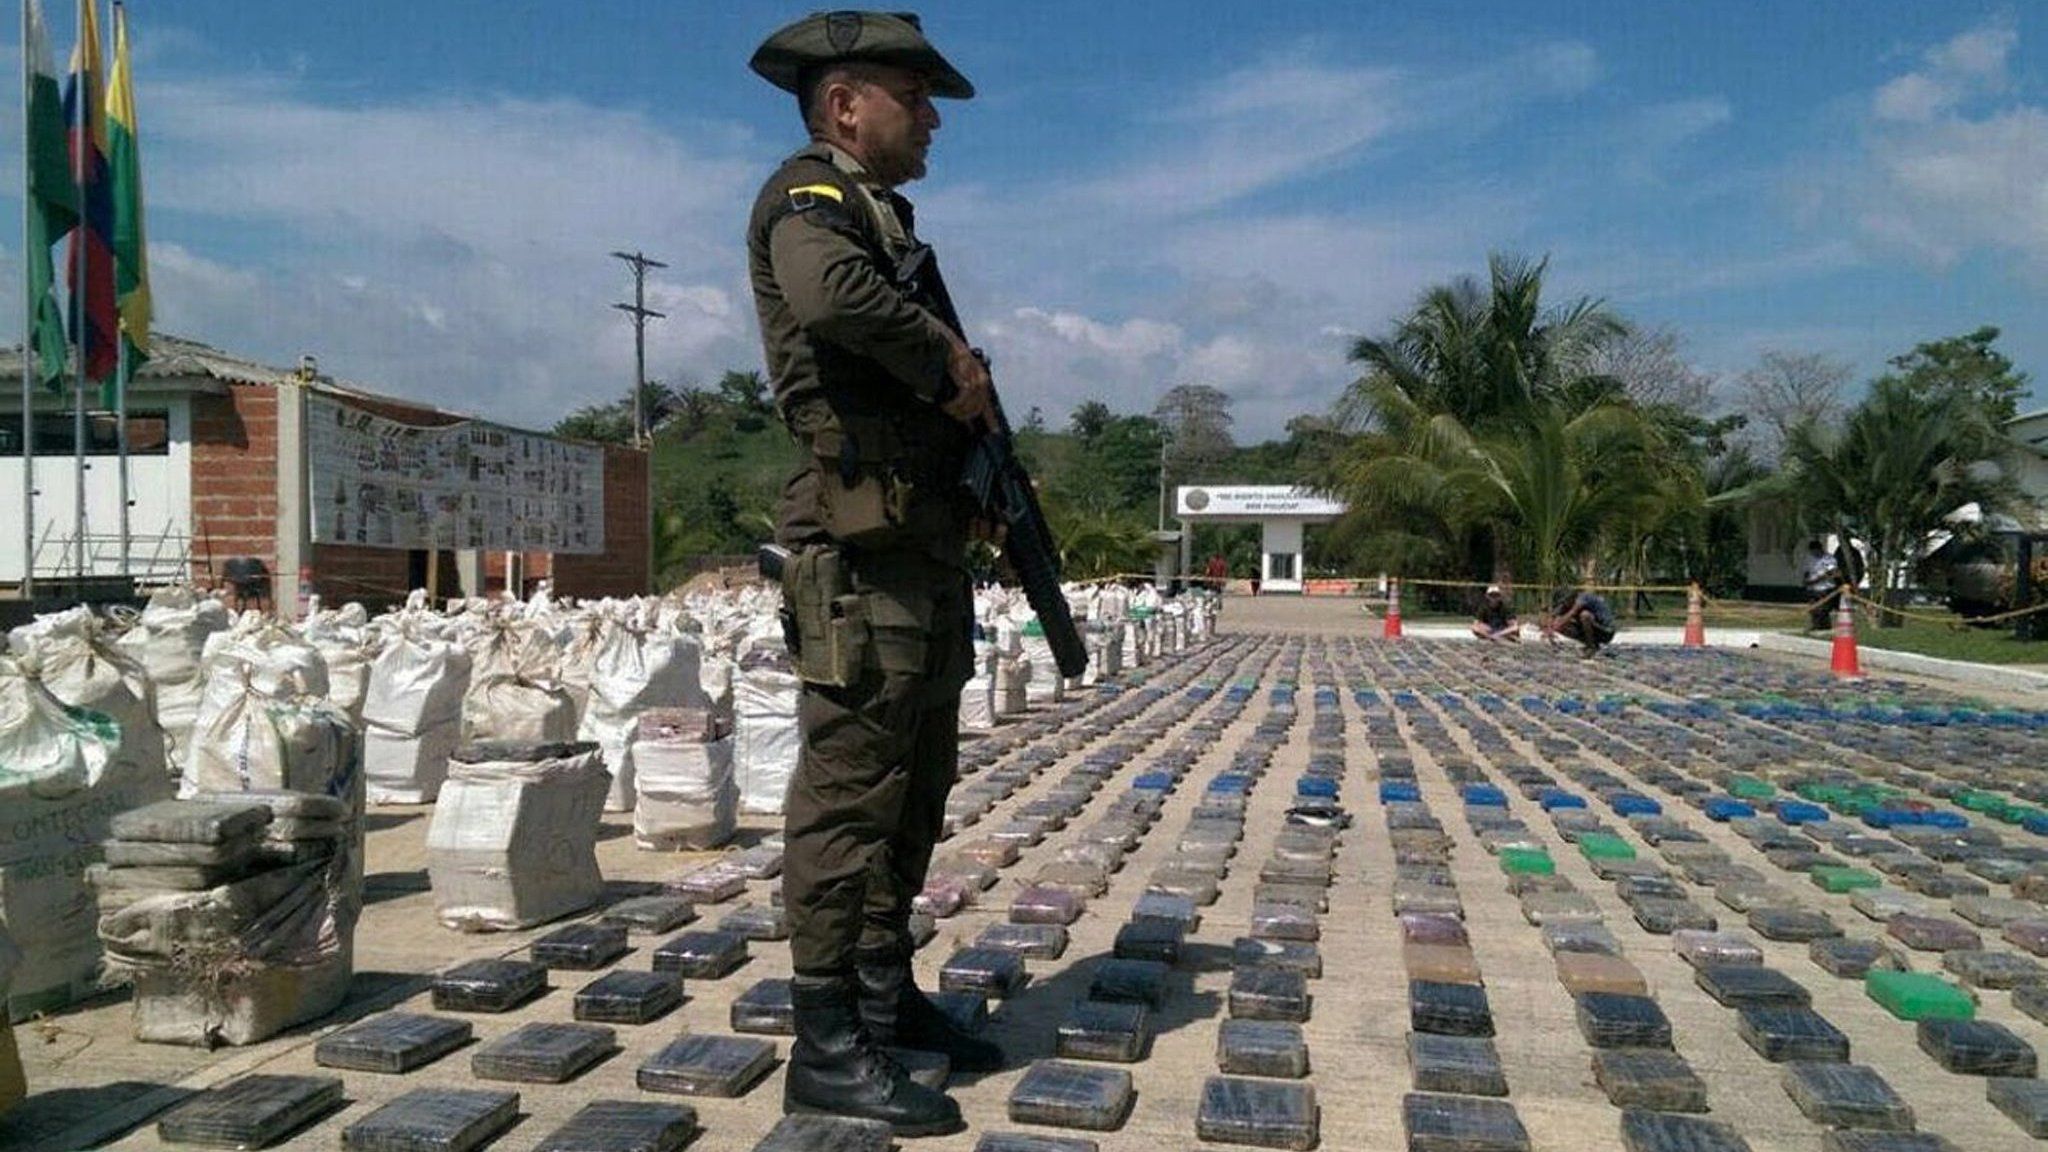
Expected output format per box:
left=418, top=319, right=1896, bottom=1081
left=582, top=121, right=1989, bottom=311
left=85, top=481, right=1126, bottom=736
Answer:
left=11, top=607, right=165, bottom=780
left=113, top=588, right=230, bottom=772
left=361, top=633, right=469, bottom=803
left=733, top=660, right=801, bottom=816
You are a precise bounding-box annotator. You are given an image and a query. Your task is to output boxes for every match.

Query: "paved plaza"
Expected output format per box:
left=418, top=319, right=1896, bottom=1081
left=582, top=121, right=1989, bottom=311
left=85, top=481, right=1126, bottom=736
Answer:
left=7, top=595, right=2048, bottom=1151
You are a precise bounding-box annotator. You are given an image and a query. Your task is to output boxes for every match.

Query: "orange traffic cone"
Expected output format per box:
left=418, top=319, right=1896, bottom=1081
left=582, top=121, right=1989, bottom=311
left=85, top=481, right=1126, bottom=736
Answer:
left=1682, top=583, right=1706, bottom=648
left=1830, top=595, right=1863, bottom=679
left=1383, top=578, right=1404, bottom=639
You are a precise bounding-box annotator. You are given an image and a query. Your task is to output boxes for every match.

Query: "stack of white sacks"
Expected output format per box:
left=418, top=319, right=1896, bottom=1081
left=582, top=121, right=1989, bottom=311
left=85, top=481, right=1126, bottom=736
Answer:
left=0, top=573, right=1215, bottom=1015
left=578, top=608, right=706, bottom=813
left=0, top=638, right=169, bottom=1020
left=298, top=600, right=376, bottom=724
left=185, top=617, right=339, bottom=797
left=461, top=619, right=576, bottom=744
left=1088, top=585, right=1129, bottom=682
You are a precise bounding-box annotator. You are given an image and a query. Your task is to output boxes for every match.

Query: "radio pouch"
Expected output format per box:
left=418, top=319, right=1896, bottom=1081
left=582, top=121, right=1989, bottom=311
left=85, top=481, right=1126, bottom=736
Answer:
left=782, top=546, right=867, bottom=688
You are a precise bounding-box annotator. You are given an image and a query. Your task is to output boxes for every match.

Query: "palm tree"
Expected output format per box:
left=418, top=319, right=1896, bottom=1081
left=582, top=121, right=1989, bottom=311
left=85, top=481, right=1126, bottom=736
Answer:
left=1340, top=253, right=1626, bottom=438
left=1046, top=505, right=1154, bottom=580
left=1760, top=377, right=2025, bottom=624
left=1332, top=253, right=1674, bottom=584
left=1342, top=400, right=1669, bottom=588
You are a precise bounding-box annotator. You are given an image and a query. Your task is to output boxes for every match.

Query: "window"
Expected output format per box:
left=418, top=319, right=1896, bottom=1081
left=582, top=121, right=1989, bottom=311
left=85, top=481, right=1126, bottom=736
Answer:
left=0, top=411, right=170, bottom=457
left=1269, top=552, right=1297, bottom=581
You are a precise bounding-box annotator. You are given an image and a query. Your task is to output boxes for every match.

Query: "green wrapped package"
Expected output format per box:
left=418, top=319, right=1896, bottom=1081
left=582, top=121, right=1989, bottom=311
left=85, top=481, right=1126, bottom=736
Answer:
left=1498, top=848, right=1555, bottom=877
left=1578, top=834, right=1637, bottom=863
left=1811, top=866, right=1881, bottom=894
left=1727, top=777, right=1775, bottom=801
left=1865, top=970, right=1975, bottom=1022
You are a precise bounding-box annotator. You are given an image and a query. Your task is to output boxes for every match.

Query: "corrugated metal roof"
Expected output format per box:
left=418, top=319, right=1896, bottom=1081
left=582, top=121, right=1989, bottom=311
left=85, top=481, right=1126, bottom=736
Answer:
left=0, top=334, right=583, bottom=442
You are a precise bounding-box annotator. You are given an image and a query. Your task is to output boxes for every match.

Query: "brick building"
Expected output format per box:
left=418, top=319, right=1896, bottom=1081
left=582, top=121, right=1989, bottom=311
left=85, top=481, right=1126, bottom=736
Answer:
left=2, top=336, right=649, bottom=610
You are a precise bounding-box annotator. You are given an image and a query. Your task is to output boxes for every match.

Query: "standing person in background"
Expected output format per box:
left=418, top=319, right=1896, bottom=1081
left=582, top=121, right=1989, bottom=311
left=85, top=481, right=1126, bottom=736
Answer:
left=1469, top=584, right=1521, bottom=642
left=1802, top=539, right=1842, bottom=632
left=745, top=10, right=998, bottom=1136
left=1543, top=587, right=1618, bottom=658
left=1203, top=552, right=1228, bottom=589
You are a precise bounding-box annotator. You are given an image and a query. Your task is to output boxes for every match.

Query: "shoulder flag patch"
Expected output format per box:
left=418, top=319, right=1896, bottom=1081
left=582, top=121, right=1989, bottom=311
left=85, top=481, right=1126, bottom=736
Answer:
left=787, top=183, right=845, bottom=210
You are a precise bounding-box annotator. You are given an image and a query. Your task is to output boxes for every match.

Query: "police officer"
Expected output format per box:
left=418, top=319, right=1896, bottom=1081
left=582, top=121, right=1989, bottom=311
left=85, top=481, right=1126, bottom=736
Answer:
left=746, top=11, right=998, bottom=1136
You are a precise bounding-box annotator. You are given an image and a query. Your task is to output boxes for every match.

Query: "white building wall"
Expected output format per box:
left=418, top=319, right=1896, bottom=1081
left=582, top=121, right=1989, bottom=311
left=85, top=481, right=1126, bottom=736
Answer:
left=0, top=396, right=193, bottom=582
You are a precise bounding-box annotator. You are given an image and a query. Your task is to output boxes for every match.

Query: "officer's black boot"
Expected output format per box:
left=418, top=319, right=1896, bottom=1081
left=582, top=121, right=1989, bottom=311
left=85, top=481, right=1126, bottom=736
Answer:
left=855, top=944, right=1005, bottom=1072
left=785, top=974, right=965, bottom=1136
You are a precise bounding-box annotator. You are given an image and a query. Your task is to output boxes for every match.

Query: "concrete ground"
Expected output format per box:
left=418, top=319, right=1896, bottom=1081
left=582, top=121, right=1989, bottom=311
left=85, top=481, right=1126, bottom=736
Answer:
left=3, top=592, right=2046, bottom=1151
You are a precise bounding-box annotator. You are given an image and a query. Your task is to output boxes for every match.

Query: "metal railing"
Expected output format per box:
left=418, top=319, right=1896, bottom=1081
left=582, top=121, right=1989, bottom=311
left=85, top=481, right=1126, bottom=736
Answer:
left=27, top=525, right=190, bottom=584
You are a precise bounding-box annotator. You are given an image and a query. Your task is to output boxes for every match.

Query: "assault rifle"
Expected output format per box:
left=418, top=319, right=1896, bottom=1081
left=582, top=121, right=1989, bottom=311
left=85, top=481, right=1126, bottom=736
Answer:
left=897, top=244, right=1089, bottom=679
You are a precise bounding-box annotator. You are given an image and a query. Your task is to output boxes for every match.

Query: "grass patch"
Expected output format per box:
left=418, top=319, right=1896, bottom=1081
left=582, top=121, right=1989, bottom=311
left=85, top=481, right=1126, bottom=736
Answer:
left=1369, top=594, right=2048, bottom=667
left=1823, top=617, right=2048, bottom=667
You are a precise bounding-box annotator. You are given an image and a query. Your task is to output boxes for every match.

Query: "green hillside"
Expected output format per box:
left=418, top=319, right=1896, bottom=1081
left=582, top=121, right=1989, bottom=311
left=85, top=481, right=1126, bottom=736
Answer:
left=561, top=376, right=1336, bottom=587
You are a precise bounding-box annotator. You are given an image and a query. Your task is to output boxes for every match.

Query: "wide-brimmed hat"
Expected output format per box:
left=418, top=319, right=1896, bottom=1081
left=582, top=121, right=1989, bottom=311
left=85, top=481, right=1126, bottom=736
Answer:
left=750, top=11, right=975, bottom=99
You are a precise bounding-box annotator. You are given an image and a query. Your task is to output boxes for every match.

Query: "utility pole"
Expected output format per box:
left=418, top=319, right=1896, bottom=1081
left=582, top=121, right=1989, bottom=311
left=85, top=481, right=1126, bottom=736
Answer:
left=609, top=250, right=667, bottom=447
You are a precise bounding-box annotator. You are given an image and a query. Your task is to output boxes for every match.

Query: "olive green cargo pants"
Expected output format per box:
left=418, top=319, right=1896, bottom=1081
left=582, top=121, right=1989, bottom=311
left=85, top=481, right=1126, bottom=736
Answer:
left=782, top=557, right=972, bottom=976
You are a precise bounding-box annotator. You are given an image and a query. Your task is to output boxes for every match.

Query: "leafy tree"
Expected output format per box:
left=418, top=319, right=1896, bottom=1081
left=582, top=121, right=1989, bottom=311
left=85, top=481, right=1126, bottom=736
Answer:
left=1881, top=326, right=2029, bottom=425
left=669, top=385, right=717, bottom=435
left=554, top=379, right=680, bottom=444
left=1069, top=399, right=1112, bottom=441
left=1047, top=412, right=1162, bottom=516
left=716, top=369, right=773, bottom=432
left=1757, top=377, right=2023, bottom=624
left=1047, top=504, right=1155, bottom=579
left=717, top=369, right=772, bottom=413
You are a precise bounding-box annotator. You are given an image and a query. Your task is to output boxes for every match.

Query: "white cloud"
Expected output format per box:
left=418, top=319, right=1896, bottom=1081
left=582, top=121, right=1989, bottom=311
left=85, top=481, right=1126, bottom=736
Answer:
left=0, top=27, right=1622, bottom=445
left=1840, top=20, right=2048, bottom=273
left=1872, top=18, right=2015, bottom=123
left=45, top=68, right=778, bottom=427
left=1067, top=40, right=1597, bottom=218
left=1614, top=97, right=1732, bottom=183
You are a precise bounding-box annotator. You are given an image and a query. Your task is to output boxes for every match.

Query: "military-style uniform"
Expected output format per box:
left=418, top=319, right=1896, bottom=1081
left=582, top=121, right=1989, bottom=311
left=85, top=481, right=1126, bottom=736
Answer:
left=747, top=140, right=975, bottom=977
left=745, top=14, right=999, bottom=1130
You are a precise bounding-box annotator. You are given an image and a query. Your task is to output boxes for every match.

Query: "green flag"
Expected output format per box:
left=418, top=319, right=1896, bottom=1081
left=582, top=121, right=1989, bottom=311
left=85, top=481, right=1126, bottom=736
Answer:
left=25, top=0, right=76, bottom=390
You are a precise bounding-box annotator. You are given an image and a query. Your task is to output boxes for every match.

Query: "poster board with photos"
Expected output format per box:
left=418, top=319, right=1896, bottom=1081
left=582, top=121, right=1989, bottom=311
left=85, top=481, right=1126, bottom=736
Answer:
left=308, top=393, right=605, bottom=554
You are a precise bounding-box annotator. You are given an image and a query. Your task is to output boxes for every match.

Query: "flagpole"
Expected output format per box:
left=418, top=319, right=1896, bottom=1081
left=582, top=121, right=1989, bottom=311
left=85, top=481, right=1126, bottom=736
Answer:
left=68, top=0, right=85, bottom=580
left=19, top=0, right=35, bottom=600
left=109, top=0, right=127, bottom=578
left=115, top=332, right=126, bottom=574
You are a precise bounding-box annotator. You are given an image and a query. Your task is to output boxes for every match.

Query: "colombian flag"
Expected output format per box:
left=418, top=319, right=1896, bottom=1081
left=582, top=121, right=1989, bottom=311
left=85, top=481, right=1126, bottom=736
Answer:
left=63, top=0, right=117, bottom=383
left=107, top=1, right=148, bottom=366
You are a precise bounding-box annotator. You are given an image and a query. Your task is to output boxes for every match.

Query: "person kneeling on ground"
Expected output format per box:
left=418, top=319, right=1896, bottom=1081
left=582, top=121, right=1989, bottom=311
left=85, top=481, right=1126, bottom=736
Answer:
left=1470, top=584, right=1520, bottom=642
left=1544, top=587, right=1616, bottom=658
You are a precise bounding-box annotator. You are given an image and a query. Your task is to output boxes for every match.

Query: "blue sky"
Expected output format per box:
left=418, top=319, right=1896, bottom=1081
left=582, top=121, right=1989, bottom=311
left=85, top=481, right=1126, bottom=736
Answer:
left=3, top=1, right=2044, bottom=438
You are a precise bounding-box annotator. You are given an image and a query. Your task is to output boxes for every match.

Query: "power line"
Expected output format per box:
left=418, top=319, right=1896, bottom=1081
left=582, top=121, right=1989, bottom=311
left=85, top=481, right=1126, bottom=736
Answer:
left=610, top=250, right=667, bottom=447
